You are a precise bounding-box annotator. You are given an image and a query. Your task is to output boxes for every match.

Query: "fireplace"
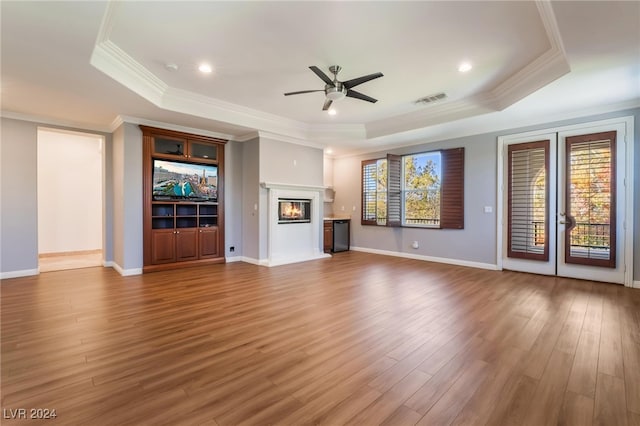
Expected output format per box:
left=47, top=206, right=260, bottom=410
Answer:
left=278, top=198, right=311, bottom=224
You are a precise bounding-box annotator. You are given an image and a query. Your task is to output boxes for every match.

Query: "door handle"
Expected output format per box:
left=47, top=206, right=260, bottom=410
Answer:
left=560, top=215, right=576, bottom=230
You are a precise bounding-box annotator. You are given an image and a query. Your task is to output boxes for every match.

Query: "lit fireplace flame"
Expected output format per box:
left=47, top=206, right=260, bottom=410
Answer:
left=283, top=204, right=302, bottom=218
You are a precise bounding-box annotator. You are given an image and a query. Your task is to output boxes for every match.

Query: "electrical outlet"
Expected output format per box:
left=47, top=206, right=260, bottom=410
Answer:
left=484, top=206, right=493, bottom=213
left=412, top=241, right=419, bottom=249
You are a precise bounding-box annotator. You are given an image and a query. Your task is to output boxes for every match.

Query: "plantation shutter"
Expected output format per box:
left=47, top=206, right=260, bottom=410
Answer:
left=386, top=154, right=402, bottom=227
left=507, top=141, right=549, bottom=261
left=361, top=160, right=379, bottom=226
left=565, top=131, right=616, bottom=267
left=440, top=148, right=465, bottom=229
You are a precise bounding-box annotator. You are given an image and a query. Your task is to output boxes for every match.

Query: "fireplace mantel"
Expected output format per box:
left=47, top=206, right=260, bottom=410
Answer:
left=260, top=182, right=327, bottom=192
left=262, top=182, right=330, bottom=267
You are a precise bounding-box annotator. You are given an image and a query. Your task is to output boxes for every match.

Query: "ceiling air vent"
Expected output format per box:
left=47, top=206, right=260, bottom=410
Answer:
left=415, top=93, right=447, bottom=105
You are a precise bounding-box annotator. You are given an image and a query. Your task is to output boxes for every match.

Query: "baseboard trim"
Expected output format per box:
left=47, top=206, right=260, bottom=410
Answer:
left=261, top=253, right=331, bottom=267
left=225, top=256, right=263, bottom=266
left=633, top=280, right=640, bottom=289
left=1, top=268, right=40, bottom=280
left=111, top=263, right=143, bottom=276
left=350, top=246, right=499, bottom=271
left=39, top=249, right=102, bottom=258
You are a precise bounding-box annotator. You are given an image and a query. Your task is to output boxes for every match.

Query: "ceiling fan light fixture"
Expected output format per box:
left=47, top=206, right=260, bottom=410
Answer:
left=327, top=108, right=337, bottom=116
left=326, top=86, right=346, bottom=101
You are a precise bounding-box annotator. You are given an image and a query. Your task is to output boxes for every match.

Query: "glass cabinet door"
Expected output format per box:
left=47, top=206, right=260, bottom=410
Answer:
left=153, top=137, right=186, bottom=158
left=189, top=141, right=217, bottom=162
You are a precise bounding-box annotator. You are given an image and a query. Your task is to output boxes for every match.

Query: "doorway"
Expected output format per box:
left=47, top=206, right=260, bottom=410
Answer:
left=497, top=117, right=634, bottom=286
left=37, top=128, right=104, bottom=272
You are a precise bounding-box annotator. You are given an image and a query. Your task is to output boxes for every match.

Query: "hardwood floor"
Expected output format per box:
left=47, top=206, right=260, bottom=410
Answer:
left=39, top=250, right=103, bottom=273
left=1, top=251, right=639, bottom=425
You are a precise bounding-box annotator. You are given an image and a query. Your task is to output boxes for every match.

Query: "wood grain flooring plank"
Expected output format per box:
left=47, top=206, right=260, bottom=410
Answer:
left=558, top=391, right=594, bottom=426
left=484, top=373, right=539, bottom=426
left=598, top=287, right=625, bottom=378
left=594, top=373, right=628, bottom=426
left=1, top=252, right=636, bottom=425
left=380, top=405, right=423, bottom=426
left=567, top=331, right=601, bottom=398
left=346, top=370, right=432, bottom=425
left=416, top=359, right=490, bottom=426
left=523, top=350, right=575, bottom=426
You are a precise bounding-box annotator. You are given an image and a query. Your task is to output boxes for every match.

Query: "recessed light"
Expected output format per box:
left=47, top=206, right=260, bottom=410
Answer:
left=458, top=62, right=472, bottom=73
left=328, top=108, right=337, bottom=116
left=198, top=63, right=213, bottom=74
left=165, top=63, right=179, bottom=71
left=326, top=148, right=334, bottom=155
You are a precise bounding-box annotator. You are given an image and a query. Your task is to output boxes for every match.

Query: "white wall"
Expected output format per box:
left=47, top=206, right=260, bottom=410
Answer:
left=37, top=129, right=103, bottom=254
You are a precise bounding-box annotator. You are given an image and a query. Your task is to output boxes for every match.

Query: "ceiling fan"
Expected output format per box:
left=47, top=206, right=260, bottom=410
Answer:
left=284, top=65, right=383, bottom=111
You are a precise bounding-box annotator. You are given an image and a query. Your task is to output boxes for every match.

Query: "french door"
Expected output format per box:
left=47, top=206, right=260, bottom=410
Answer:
left=500, top=119, right=631, bottom=285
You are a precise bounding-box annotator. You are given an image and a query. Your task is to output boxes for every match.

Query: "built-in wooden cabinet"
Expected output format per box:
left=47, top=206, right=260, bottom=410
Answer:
left=323, top=221, right=333, bottom=253
left=142, top=126, right=226, bottom=272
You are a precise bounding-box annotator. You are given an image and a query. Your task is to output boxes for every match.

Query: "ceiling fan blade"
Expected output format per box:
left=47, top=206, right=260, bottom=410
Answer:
left=322, top=99, right=333, bottom=111
left=343, top=72, right=384, bottom=89
left=284, top=90, right=324, bottom=96
left=309, top=66, right=334, bottom=86
left=346, top=89, right=377, bottom=103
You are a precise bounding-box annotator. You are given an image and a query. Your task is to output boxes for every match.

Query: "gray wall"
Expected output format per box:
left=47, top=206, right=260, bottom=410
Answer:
left=333, top=108, right=640, bottom=278
left=334, top=133, right=497, bottom=266
left=0, top=117, right=113, bottom=277
left=111, top=123, right=143, bottom=272
left=1, top=118, right=39, bottom=274
left=242, top=137, right=260, bottom=261
left=225, top=140, right=243, bottom=257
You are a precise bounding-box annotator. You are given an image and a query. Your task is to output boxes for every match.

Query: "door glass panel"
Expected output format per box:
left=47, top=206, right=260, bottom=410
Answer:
left=508, top=141, right=549, bottom=260
left=565, top=132, right=616, bottom=267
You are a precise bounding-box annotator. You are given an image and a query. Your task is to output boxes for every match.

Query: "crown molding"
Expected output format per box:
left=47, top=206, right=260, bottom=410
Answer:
left=231, top=131, right=260, bottom=142
left=488, top=1, right=570, bottom=110
left=161, top=87, right=308, bottom=139
left=364, top=0, right=570, bottom=139
left=112, top=115, right=236, bottom=140
left=335, top=99, right=640, bottom=159
left=0, top=110, right=111, bottom=133
left=88, top=0, right=581, bottom=150
left=365, top=97, right=497, bottom=140
left=257, top=131, right=327, bottom=151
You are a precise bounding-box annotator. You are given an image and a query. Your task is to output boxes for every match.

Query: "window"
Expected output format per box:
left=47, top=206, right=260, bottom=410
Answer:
left=362, top=159, right=387, bottom=225
left=403, top=152, right=442, bottom=227
left=362, top=148, right=464, bottom=229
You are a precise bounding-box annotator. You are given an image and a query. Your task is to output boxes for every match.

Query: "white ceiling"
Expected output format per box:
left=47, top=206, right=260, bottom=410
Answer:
left=1, top=1, right=639, bottom=156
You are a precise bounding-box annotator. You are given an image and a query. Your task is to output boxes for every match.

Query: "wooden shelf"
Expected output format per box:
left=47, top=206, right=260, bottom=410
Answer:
left=142, top=126, right=227, bottom=271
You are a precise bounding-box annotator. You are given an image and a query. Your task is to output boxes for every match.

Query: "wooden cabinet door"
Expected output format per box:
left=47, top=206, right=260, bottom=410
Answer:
left=151, top=229, right=176, bottom=264
left=175, top=229, right=198, bottom=261
left=323, top=221, right=333, bottom=252
left=199, top=227, right=219, bottom=259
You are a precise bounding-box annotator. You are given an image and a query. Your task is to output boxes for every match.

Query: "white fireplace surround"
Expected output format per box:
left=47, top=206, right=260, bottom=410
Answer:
left=261, top=182, right=331, bottom=267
